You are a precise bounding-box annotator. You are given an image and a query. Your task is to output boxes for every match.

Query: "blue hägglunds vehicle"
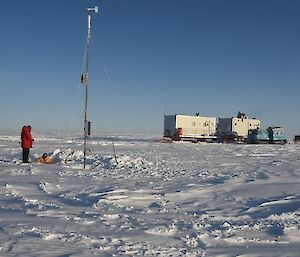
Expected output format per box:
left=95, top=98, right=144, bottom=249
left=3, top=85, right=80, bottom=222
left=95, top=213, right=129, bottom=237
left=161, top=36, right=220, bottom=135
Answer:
left=248, top=129, right=269, bottom=144
left=248, top=127, right=287, bottom=144
left=268, top=127, right=287, bottom=144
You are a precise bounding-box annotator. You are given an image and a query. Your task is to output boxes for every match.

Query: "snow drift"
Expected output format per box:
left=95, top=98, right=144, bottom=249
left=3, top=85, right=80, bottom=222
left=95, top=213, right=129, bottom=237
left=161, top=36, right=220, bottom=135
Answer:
left=0, top=134, right=299, bottom=256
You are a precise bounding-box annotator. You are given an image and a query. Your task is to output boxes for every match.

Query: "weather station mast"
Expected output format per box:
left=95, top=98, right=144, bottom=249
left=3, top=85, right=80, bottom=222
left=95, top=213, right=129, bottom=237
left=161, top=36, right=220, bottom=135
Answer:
left=81, top=5, right=99, bottom=169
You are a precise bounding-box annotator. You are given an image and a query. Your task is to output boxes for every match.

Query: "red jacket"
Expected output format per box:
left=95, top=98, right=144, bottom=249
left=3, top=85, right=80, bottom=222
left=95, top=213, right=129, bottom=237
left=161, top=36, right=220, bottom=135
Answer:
left=21, top=126, right=33, bottom=148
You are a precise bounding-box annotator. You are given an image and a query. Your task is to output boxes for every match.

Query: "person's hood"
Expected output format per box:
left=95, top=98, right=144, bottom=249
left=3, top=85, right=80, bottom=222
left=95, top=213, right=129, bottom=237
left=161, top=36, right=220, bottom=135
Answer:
left=22, top=126, right=29, bottom=133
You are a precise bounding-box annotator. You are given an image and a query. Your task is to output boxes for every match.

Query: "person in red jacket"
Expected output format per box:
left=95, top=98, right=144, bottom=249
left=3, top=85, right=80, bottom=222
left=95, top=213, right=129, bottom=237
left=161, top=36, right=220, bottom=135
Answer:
left=21, top=125, right=34, bottom=163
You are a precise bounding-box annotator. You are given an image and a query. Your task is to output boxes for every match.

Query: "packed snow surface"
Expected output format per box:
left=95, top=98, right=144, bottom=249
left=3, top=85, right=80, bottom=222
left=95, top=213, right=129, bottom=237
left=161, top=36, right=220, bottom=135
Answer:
left=0, top=133, right=299, bottom=256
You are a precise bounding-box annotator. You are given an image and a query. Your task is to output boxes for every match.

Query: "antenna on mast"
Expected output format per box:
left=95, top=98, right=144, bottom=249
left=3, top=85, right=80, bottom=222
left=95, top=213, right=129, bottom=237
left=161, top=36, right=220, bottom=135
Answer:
left=81, top=5, right=99, bottom=169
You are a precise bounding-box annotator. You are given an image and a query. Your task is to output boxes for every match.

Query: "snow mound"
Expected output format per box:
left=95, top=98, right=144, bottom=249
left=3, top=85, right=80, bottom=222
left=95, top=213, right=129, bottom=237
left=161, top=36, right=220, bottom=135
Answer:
left=91, top=155, right=154, bottom=170
left=34, top=149, right=83, bottom=164
left=34, top=149, right=153, bottom=171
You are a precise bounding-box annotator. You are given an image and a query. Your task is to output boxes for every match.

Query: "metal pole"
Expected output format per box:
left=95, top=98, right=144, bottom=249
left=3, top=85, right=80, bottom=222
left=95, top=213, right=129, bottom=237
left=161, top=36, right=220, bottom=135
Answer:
left=84, top=14, right=91, bottom=169
left=83, top=6, right=98, bottom=169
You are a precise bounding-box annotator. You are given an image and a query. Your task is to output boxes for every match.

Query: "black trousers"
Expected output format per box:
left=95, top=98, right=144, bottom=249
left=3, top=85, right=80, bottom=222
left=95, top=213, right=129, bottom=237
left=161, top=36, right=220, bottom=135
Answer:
left=22, top=148, right=30, bottom=163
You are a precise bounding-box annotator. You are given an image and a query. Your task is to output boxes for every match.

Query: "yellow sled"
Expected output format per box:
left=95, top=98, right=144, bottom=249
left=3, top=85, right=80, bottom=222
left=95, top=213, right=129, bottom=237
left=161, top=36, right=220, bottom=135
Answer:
left=36, top=153, right=54, bottom=164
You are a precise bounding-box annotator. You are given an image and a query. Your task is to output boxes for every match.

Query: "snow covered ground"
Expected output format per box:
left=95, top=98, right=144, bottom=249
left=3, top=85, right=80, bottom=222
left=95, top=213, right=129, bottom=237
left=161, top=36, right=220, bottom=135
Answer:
left=0, top=132, right=299, bottom=256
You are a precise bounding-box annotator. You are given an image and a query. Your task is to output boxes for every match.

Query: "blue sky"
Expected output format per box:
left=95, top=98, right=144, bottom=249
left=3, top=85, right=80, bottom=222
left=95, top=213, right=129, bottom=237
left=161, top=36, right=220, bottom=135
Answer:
left=0, top=0, right=300, bottom=138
